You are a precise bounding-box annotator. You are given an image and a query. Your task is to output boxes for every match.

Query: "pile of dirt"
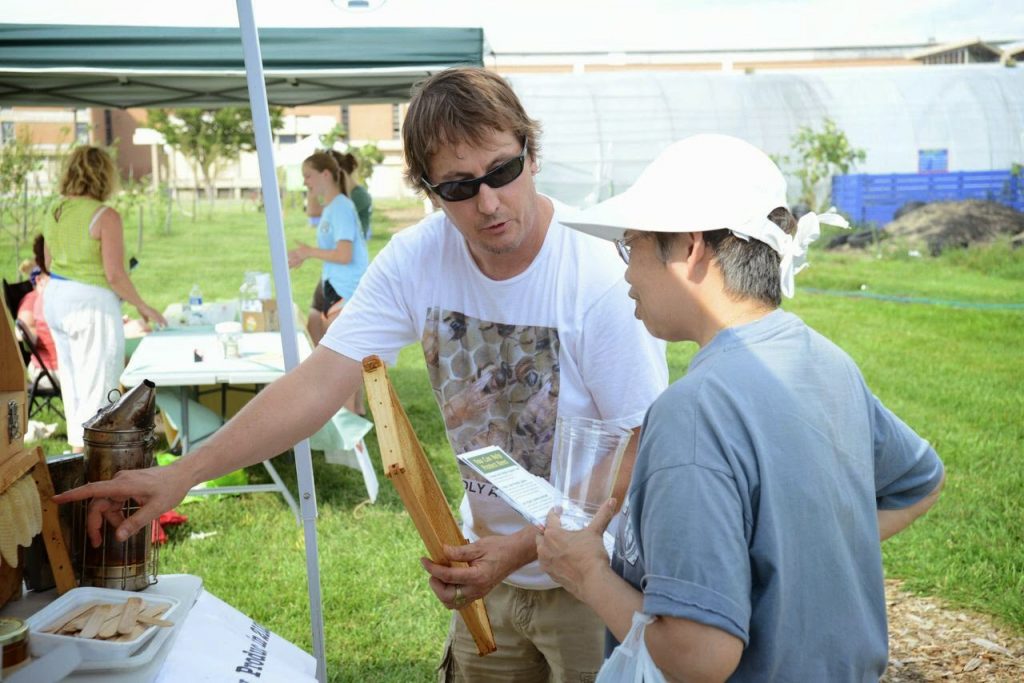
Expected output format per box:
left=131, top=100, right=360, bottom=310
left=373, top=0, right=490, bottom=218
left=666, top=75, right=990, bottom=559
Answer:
left=882, top=200, right=1024, bottom=255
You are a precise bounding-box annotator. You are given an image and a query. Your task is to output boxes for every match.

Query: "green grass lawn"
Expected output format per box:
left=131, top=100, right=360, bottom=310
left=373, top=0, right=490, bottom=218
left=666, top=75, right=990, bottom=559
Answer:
left=8, top=200, right=1023, bottom=681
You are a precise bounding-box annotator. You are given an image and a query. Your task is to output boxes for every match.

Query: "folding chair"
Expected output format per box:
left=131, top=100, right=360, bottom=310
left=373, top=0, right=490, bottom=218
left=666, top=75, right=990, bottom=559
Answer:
left=15, top=318, right=64, bottom=420
left=2, top=277, right=33, bottom=318
left=154, top=388, right=224, bottom=454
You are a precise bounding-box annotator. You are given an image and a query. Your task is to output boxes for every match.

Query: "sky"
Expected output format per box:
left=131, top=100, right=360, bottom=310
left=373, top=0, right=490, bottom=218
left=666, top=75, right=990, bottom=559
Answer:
left=4, top=0, right=1023, bottom=53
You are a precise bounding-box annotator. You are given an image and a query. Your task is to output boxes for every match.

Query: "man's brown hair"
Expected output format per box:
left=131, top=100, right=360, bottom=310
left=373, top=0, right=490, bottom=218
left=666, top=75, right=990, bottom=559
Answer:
left=402, top=67, right=541, bottom=195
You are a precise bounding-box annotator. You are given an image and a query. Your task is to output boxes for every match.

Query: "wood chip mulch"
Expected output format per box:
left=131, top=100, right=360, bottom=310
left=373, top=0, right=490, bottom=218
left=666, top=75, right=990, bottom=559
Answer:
left=882, top=579, right=1024, bottom=682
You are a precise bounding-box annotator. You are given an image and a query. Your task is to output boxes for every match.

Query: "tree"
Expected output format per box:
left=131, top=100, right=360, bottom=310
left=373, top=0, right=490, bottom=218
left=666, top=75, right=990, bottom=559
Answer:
left=0, top=132, right=44, bottom=267
left=0, top=131, right=42, bottom=203
left=318, top=123, right=385, bottom=184
left=350, top=142, right=384, bottom=183
left=319, top=123, right=347, bottom=149
left=148, top=107, right=283, bottom=203
left=784, top=118, right=866, bottom=212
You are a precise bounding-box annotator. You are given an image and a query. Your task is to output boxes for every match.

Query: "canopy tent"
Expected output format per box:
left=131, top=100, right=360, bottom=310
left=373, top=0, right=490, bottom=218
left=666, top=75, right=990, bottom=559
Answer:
left=1, top=14, right=485, bottom=683
left=0, top=23, right=485, bottom=108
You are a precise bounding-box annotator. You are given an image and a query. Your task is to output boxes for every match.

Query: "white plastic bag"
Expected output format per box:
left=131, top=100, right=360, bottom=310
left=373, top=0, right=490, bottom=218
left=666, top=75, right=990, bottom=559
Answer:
left=595, top=612, right=668, bottom=683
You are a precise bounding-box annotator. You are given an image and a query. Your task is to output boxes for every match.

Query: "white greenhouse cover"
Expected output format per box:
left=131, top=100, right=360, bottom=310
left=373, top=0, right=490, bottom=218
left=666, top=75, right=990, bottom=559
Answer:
left=506, top=64, right=1024, bottom=207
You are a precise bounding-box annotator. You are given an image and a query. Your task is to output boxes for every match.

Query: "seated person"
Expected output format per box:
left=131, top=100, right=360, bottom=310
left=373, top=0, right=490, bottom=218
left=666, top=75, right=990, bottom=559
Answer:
left=16, top=243, right=59, bottom=373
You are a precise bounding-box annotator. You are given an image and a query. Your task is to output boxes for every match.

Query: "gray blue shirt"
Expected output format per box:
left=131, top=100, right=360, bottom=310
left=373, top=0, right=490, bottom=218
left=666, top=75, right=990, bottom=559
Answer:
left=611, top=309, right=943, bottom=681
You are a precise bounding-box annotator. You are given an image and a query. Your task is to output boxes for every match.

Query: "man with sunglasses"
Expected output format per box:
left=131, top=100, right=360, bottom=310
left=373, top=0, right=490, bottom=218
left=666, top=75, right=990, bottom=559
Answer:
left=56, top=67, right=667, bottom=682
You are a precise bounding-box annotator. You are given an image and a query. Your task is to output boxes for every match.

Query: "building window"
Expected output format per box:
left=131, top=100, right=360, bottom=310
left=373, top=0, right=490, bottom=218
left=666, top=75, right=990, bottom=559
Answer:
left=340, top=105, right=350, bottom=139
left=104, top=109, right=113, bottom=146
left=75, top=122, right=89, bottom=144
left=391, top=103, right=401, bottom=138
left=0, top=121, right=14, bottom=144
left=278, top=133, right=298, bottom=144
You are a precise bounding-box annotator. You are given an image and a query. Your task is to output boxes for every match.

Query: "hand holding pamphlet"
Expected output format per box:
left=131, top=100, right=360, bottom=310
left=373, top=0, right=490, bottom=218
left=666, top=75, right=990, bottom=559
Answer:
left=457, top=446, right=590, bottom=528
left=457, top=445, right=616, bottom=556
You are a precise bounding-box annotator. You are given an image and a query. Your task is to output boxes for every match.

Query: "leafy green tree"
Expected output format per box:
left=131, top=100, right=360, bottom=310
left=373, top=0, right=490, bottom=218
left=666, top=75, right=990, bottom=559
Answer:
left=318, top=123, right=384, bottom=184
left=0, top=132, right=44, bottom=265
left=351, top=142, right=384, bottom=183
left=784, top=118, right=866, bottom=212
left=148, top=107, right=283, bottom=203
left=0, top=131, right=42, bottom=200
left=319, top=123, right=347, bottom=149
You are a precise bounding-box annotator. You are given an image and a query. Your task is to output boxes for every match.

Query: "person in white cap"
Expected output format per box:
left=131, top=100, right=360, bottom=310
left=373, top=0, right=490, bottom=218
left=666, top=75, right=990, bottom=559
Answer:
left=536, top=134, right=945, bottom=681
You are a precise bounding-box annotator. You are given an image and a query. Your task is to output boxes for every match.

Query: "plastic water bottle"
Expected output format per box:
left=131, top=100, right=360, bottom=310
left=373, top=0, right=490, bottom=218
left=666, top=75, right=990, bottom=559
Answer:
left=239, top=274, right=259, bottom=313
left=188, top=283, right=203, bottom=325
left=238, top=273, right=261, bottom=331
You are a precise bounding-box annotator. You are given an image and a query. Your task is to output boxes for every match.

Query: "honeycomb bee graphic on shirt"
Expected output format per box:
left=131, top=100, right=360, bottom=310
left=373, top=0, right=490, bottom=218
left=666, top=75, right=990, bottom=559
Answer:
left=422, top=307, right=560, bottom=478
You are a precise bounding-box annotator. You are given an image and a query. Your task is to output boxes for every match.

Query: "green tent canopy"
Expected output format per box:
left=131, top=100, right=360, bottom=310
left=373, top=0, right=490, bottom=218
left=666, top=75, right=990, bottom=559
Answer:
left=0, top=23, right=485, bottom=108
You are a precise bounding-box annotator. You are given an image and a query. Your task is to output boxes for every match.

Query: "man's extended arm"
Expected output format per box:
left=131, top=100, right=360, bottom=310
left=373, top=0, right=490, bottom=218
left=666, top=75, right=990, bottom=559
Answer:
left=55, top=346, right=363, bottom=544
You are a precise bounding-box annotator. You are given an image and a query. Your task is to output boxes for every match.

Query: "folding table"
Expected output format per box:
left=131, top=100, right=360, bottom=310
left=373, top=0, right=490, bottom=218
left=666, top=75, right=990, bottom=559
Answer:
left=120, top=329, right=377, bottom=521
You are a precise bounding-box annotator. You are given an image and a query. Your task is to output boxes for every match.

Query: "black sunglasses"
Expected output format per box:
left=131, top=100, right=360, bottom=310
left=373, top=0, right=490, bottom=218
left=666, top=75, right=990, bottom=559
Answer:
left=422, top=141, right=528, bottom=202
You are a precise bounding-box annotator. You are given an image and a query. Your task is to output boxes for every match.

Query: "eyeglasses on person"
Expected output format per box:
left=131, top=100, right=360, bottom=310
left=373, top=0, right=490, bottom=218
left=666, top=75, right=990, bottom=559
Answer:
left=422, top=140, right=528, bottom=202
left=614, top=234, right=644, bottom=264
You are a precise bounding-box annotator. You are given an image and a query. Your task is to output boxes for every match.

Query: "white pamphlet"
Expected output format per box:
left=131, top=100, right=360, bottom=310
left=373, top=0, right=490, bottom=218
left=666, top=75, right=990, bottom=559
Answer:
left=457, top=445, right=611, bottom=553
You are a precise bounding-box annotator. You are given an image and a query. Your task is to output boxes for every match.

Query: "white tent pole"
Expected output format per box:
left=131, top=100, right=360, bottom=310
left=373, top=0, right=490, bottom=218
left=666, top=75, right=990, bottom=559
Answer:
left=235, top=2, right=328, bottom=682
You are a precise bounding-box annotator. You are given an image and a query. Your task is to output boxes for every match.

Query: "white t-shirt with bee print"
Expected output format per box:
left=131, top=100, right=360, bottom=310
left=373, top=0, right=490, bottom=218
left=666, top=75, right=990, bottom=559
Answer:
left=322, top=197, right=668, bottom=588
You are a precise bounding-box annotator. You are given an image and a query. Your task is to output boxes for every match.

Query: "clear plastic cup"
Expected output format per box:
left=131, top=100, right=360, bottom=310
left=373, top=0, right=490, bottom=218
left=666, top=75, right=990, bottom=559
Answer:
left=549, top=416, right=630, bottom=530
left=215, top=321, right=243, bottom=359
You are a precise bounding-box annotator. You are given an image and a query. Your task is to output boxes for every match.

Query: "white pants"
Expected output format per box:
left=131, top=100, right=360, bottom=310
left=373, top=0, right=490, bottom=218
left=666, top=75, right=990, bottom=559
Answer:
left=44, top=278, right=125, bottom=447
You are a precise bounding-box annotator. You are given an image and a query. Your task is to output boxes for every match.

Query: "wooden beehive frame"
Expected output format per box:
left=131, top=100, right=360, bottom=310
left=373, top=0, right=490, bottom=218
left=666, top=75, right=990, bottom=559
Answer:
left=0, top=446, right=77, bottom=594
left=362, top=355, right=496, bottom=656
left=1, top=297, right=76, bottom=599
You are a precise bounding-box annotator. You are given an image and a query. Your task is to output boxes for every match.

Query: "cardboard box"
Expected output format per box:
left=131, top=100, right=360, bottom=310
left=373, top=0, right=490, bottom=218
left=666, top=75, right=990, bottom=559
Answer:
left=241, top=299, right=279, bottom=333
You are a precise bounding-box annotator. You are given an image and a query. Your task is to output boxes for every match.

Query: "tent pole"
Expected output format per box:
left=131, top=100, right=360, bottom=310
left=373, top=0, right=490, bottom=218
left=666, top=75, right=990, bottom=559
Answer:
left=235, top=2, right=327, bottom=682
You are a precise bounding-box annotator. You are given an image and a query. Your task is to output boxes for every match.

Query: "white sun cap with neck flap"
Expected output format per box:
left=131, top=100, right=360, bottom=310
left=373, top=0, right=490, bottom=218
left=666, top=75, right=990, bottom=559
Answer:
left=562, top=133, right=850, bottom=297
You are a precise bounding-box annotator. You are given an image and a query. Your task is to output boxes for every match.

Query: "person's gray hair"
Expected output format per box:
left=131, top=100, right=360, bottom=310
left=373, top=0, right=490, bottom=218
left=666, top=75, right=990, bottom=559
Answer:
left=653, top=207, right=796, bottom=307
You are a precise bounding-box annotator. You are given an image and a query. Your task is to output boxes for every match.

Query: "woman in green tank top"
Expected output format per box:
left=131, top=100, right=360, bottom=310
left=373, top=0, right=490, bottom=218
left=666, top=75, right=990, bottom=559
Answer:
left=42, top=146, right=167, bottom=451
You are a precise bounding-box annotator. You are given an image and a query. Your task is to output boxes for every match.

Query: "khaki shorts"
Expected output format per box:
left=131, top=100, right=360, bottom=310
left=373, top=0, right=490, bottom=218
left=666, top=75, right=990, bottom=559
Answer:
left=437, top=582, right=603, bottom=683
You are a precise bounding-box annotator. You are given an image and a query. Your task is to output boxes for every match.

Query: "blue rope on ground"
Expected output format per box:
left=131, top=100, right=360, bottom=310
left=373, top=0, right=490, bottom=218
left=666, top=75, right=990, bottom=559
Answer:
left=800, top=287, right=1024, bottom=311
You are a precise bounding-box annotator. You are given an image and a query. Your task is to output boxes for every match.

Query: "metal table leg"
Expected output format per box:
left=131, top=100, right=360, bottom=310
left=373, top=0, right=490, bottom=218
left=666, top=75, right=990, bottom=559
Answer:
left=180, top=385, right=190, bottom=454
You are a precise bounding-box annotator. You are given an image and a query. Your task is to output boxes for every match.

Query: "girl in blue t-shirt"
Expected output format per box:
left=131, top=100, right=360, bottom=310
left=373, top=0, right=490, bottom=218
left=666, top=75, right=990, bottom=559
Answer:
left=288, top=150, right=369, bottom=410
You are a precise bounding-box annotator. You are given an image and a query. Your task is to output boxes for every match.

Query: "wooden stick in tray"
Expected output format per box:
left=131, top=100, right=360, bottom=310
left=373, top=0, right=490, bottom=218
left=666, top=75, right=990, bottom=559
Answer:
left=98, top=609, right=122, bottom=639
left=362, top=355, right=497, bottom=656
left=78, top=604, right=109, bottom=639
left=136, top=614, right=173, bottom=628
left=41, top=599, right=173, bottom=641
left=117, top=597, right=144, bottom=635
left=43, top=600, right=101, bottom=633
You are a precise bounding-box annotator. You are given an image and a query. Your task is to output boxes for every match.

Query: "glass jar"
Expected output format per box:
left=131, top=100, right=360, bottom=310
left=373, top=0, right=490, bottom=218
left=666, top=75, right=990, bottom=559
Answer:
left=0, top=616, right=29, bottom=674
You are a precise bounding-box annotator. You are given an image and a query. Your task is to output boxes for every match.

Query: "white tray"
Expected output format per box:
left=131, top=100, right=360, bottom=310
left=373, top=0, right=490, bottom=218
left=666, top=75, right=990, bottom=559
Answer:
left=26, top=587, right=181, bottom=669
left=3, top=574, right=204, bottom=683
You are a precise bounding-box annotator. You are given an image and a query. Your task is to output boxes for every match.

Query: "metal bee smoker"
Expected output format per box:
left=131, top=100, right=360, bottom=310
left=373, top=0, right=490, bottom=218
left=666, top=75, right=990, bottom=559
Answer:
left=81, top=380, right=160, bottom=591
